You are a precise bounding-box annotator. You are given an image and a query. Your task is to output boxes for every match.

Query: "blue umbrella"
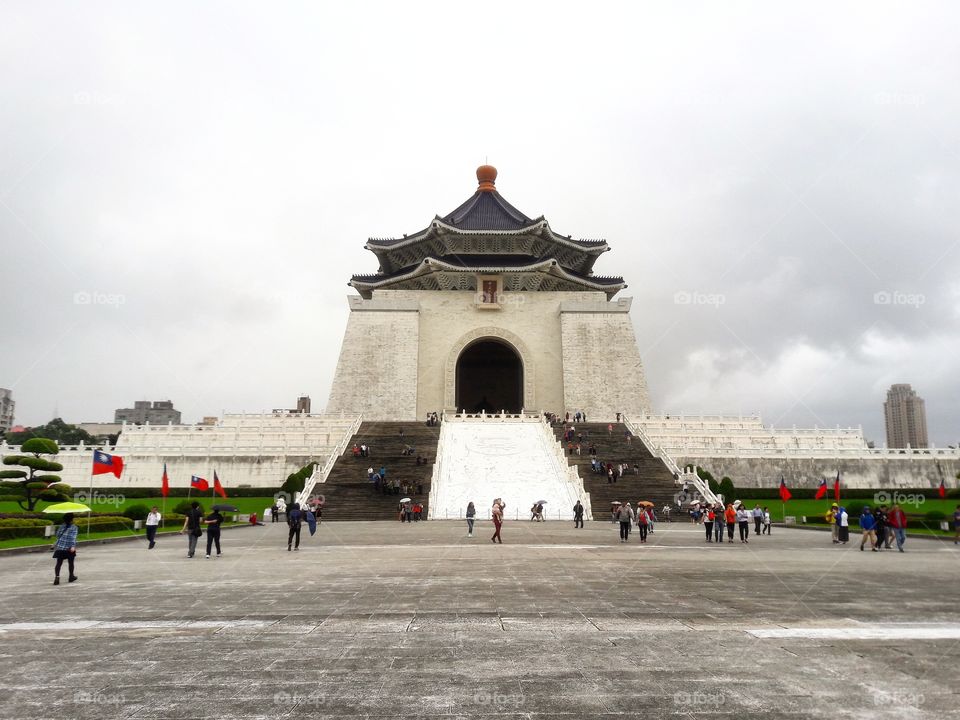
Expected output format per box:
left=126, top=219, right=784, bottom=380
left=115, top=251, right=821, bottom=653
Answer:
left=305, top=510, right=317, bottom=536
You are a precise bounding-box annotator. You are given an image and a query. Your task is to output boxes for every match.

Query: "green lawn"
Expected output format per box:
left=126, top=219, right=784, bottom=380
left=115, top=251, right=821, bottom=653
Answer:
left=737, top=497, right=959, bottom=538
left=0, top=496, right=278, bottom=516
left=0, top=521, right=247, bottom=550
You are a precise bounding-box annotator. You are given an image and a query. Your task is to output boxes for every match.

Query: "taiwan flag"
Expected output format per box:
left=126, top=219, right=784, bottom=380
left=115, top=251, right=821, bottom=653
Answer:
left=191, top=475, right=209, bottom=492
left=778, top=476, right=792, bottom=502
left=161, top=463, right=169, bottom=498
left=833, top=472, right=841, bottom=501
left=814, top=478, right=828, bottom=500
left=92, top=450, right=124, bottom=478
left=213, top=471, right=227, bottom=499
left=938, top=479, right=947, bottom=499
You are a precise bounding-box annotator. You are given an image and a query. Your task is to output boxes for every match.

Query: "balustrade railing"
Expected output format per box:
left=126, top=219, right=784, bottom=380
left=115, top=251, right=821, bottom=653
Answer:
left=295, top=414, right=363, bottom=505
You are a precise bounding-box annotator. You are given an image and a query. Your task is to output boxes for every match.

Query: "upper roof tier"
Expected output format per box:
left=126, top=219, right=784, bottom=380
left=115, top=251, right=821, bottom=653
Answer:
left=350, top=166, right=625, bottom=298
left=363, top=167, right=611, bottom=276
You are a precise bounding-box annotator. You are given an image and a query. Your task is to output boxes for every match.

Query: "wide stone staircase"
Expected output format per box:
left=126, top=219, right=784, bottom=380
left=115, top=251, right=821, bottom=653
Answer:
left=316, top=421, right=440, bottom=521
left=553, top=422, right=683, bottom=518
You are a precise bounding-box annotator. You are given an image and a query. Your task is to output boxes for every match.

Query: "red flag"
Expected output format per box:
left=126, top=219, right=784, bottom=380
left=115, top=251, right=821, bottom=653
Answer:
left=833, top=472, right=841, bottom=501
left=92, top=450, right=124, bottom=478
left=778, top=476, right=792, bottom=502
left=190, top=475, right=209, bottom=492
left=814, top=478, right=828, bottom=500
left=938, top=479, right=946, bottom=499
left=214, top=471, right=227, bottom=499
left=161, top=463, right=169, bottom=498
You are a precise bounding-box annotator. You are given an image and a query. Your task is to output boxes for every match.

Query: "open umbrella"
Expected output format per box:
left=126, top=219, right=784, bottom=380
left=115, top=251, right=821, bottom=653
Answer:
left=637, top=501, right=654, bottom=507
left=611, top=501, right=622, bottom=505
left=534, top=500, right=548, bottom=505
left=43, top=502, right=91, bottom=513
left=212, top=504, right=238, bottom=512
left=400, top=497, right=412, bottom=503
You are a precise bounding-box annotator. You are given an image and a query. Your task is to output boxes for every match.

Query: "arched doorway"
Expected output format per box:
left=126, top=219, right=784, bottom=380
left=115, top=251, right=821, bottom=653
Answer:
left=455, top=339, right=524, bottom=413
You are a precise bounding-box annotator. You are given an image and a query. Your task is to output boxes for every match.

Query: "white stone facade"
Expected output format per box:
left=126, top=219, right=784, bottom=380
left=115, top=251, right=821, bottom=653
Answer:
left=325, top=289, right=653, bottom=421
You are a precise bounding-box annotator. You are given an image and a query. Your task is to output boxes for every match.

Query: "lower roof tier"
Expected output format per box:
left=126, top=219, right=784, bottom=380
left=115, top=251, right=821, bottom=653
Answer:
left=349, top=257, right=625, bottom=300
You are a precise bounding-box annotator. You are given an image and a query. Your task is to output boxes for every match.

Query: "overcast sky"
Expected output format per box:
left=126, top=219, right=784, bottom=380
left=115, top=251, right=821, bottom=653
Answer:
left=1, top=1, right=958, bottom=446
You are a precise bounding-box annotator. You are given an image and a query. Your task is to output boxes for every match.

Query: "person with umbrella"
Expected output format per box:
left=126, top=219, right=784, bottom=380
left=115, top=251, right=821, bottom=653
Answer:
left=204, top=506, right=224, bottom=558
left=287, top=502, right=304, bottom=551
left=51, top=512, right=79, bottom=585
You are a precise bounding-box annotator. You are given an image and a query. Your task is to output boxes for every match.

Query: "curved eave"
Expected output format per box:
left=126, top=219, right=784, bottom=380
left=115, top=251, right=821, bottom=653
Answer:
left=365, top=219, right=609, bottom=255
left=350, top=257, right=625, bottom=297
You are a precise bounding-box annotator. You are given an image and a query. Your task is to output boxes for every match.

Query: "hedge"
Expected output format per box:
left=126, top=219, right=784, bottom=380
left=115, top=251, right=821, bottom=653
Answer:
left=734, top=487, right=958, bottom=501
left=0, top=515, right=133, bottom=540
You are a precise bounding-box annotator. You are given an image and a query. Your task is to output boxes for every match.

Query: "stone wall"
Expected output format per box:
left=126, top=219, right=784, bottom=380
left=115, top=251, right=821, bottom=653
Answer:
left=560, top=297, right=652, bottom=421
left=681, top=455, right=960, bottom=490
left=326, top=295, right=420, bottom=420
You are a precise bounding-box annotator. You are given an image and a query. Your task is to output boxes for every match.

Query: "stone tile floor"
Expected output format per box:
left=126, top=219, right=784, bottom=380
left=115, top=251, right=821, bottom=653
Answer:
left=1, top=519, right=958, bottom=718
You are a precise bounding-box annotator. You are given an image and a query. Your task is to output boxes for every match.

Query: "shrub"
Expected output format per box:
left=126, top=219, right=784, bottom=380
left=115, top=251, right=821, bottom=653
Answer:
left=172, top=500, right=195, bottom=515
left=123, top=504, right=150, bottom=521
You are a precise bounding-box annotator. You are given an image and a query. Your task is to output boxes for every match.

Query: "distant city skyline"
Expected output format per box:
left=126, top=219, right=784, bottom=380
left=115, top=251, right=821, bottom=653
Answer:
left=884, top=384, right=929, bottom=449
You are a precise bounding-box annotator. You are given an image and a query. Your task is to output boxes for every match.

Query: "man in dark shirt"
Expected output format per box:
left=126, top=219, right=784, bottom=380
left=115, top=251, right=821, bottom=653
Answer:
left=287, top=503, right=303, bottom=552
left=180, top=501, right=203, bottom=558
left=204, top=509, right=223, bottom=558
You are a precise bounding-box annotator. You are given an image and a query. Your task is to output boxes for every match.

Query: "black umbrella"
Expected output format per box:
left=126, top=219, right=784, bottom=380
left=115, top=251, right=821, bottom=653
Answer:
left=213, top=504, right=239, bottom=512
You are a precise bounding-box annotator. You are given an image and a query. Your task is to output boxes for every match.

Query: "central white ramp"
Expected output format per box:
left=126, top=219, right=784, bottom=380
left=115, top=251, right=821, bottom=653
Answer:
left=429, top=414, right=591, bottom=520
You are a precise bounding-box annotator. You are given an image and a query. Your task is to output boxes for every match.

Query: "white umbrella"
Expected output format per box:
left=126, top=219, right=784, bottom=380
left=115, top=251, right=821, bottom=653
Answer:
left=400, top=497, right=412, bottom=503
left=534, top=500, right=548, bottom=505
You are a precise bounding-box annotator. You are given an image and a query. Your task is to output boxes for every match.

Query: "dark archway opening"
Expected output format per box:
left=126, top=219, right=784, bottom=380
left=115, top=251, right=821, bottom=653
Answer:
left=456, top=340, right=523, bottom=413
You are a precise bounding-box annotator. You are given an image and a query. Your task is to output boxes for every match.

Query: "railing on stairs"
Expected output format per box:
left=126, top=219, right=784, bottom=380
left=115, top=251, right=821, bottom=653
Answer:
left=622, top=415, right=721, bottom=506
left=296, top=414, right=363, bottom=506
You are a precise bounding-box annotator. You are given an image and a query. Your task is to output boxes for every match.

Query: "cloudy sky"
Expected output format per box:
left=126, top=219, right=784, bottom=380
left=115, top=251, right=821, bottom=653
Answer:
left=1, top=1, right=958, bottom=446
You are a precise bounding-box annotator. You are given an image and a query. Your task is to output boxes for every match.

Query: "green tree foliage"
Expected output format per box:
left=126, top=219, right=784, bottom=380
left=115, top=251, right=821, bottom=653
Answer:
left=5, top=418, right=96, bottom=446
left=718, top=476, right=736, bottom=504
left=696, top=466, right=720, bottom=494
left=280, top=462, right=318, bottom=496
left=0, top=437, right=71, bottom=511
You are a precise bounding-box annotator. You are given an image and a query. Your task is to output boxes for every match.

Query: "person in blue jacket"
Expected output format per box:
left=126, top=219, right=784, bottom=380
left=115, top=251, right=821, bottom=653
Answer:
left=859, top=506, right=877, bottom=552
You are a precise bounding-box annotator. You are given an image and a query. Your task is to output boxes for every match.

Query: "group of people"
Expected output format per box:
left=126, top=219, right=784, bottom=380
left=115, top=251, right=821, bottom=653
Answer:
left=693, top=502, right=770, bottom=543
left=592, top=459, right=638, bottom=482
left=368, top=466, right=423, bottom=498
left=425, top=412, right=439, bottom=427
left=398, top=500, right=425, bottom=522
left=829, top=503, right=908, bottom=552
left=612, top=501, right=656, bottom=542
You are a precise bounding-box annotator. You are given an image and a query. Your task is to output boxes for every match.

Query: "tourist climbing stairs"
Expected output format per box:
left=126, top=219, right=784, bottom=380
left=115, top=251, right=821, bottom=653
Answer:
left=553, top=422, right=685, bottom=518
left=316, top=421, right=440, bottom=521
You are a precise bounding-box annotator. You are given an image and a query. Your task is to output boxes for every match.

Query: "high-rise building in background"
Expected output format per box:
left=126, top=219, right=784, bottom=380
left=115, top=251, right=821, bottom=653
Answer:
left=114, top=400, right=182, bottom=425
left=296, top=395, right=311, bottom=413
left=0, top=388, right=14, bottom=433
left=884, top=384, right=928, bottom=448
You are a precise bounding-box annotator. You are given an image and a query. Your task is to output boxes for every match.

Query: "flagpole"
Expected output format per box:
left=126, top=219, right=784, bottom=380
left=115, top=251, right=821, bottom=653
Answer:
left=86, top=462, right=94, bottom=537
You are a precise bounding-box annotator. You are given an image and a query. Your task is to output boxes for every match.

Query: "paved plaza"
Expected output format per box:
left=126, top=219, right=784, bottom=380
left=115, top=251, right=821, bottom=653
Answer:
left=2, top=519, right=959, bottom=719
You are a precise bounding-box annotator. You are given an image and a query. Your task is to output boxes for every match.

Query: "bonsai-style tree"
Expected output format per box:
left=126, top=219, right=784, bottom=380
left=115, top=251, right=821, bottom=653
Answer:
left=0, top=437, right=71, bottom=511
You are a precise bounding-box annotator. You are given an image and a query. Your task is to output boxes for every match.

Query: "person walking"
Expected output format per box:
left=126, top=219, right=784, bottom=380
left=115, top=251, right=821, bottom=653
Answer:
left=858, top=506, right=878, bottom=552
left=762, top=507, right=771, bottom=535
left=573, top=500, right=584, bottom=529
left=713, top=504, right=725, bottom=542
left=704, top=506, right=715, bottom=542
left=52, top=513, right=78, bottom=585
left=752, top=505, right=763, bottom=535
left=145, top=506, right=161, bottom=549
left=887, top=503, right=907, bottom=552
left=618, top=502, right=635, bottom=542
left=737, top=504, right=750, bottom=543
left=491, top=498, right=504, bottom=544
left=635, top=504, right=648, bottom=543
left=466, top=501, right=476, bottom=537
left=287, top=502, right=303, bottom=551
left=724, top=504, right=737, bottom=543
left=873, top=505, right=887, bottom=551
left=204, top=507, right=223, bottom=558
left=954, top=504, right=960, bottom=545
left=180, top=501, right=204, bottom=558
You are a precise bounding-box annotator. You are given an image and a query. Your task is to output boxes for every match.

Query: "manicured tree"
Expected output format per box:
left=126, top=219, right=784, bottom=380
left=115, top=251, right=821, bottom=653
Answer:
left=0, top=438, right=71, bottom=511
left=718, top=476, right=736, bottom=505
